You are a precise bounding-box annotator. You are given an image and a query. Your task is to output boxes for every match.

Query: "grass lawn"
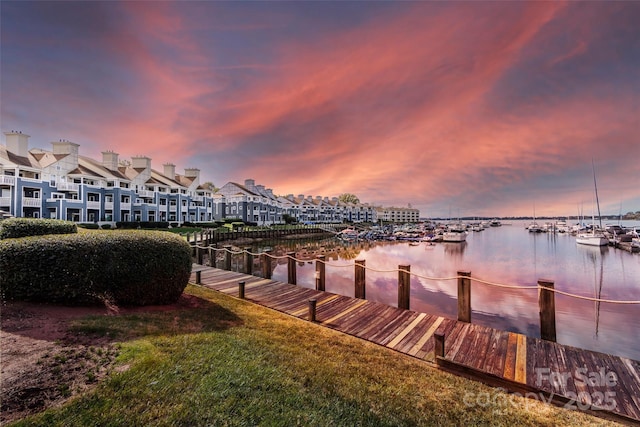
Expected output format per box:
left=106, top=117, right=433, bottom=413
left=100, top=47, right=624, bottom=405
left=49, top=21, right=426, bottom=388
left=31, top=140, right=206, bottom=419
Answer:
left=10, top=284, right=617, bottom=426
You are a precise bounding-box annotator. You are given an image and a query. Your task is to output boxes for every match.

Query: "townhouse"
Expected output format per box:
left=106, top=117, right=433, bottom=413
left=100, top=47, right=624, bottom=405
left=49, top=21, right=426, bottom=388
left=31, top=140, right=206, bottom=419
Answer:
left=0, top=131, right=217, bottom=223
left=1, top=131, right=408, bottom=225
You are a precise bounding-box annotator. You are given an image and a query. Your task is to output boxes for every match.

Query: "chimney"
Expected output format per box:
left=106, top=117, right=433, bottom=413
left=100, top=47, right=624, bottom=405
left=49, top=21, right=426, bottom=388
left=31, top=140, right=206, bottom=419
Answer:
left=184, top=168, right=199, bottom=179
left=51, top=140, right=79, bottom=156
left=163, top=163, right=175, bottom=178
left=102, top=151, right=119, bottom=170
left=306, top=195, right=313, bottom=201
left=324, top=197, right=329, bottom=202
left=244, top=179, right=256, bottom=190
left=132, top=156, right=151, bottom=170
left=4, top=131, right=30, bottom=157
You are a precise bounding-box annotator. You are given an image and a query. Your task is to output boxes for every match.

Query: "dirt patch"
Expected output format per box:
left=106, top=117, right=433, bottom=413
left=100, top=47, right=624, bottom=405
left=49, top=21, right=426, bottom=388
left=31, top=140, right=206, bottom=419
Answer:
left=0, top=295, right=203, bottom=425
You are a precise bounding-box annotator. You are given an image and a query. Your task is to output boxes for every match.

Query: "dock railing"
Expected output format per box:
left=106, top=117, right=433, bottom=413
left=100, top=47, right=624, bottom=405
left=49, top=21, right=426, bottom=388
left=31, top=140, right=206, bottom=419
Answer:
left=191, top=243, right=640, bottom=343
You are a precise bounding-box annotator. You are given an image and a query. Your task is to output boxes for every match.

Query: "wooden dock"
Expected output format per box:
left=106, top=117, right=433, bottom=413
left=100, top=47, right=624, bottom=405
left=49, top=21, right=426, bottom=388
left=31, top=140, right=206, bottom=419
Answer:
left=191, top=266, right=640, bottom=424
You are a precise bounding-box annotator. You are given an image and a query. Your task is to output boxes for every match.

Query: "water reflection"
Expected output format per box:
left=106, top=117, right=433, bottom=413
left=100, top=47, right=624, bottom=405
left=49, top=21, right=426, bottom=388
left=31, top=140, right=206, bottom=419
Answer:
left=250, top=222, right=640, bottom=360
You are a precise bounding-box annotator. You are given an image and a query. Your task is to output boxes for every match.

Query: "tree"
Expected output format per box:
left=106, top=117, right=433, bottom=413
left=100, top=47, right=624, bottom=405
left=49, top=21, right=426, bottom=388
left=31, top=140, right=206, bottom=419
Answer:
left=338, top=193, right=360, bottom=204
left=201, top=181, right=218, bottom=192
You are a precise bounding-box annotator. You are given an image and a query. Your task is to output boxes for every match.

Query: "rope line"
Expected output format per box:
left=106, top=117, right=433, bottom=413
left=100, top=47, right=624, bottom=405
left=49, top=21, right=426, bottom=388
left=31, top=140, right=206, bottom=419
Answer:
left=190, top=244, right=640, bottom=304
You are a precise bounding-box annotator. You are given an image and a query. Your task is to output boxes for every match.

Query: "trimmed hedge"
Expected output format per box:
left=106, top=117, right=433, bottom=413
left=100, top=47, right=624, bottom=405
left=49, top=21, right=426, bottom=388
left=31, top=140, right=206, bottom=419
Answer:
left=115, top=221, right=170, bottom=229
left=0, top=218, right=77, bottom=239
left=78, top=223, right=100, bottom=229
left=0, top=231, right=192, bottom=306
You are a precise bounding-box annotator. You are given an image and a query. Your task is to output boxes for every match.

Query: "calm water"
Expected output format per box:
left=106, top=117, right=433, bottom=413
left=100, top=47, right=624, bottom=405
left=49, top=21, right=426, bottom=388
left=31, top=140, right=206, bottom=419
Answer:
left=252, top=221, right=640, bottom=360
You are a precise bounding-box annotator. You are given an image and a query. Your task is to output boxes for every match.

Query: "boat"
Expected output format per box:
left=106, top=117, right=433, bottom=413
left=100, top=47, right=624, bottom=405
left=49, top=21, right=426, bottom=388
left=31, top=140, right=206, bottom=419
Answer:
left=527, top=222, right=543, bottom=233
left=489, top=219, right=502, bottom=227
left=576, top=232, right=609, bottom=246
left=577, top=161, right=608, bottom=247
left=555, top=219, right=569, bottom=233
left=442, top=229, right=467, bottom=242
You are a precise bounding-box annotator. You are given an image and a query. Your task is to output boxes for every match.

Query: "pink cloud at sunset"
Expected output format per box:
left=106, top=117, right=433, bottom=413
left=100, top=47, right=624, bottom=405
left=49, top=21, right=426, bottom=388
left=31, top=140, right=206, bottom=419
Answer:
left=1, top=1, right=638, bottom=217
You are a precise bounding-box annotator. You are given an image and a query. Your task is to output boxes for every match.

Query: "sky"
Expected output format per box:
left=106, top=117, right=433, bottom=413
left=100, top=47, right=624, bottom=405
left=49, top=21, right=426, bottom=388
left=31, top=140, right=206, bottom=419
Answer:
left=1, top=1, right=639, bottom=218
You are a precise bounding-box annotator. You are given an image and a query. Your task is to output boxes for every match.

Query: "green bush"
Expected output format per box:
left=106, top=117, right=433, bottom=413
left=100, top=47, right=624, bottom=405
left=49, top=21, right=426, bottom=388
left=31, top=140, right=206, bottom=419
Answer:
left=0, top=231, right=192, bottom=306
left=115, top=221, right=170, bottom=229
left=100, top=224, right=112, bottom=230
left=78, top=223, right=100, bottom=229
left=0, top=218, right=77, bottom=239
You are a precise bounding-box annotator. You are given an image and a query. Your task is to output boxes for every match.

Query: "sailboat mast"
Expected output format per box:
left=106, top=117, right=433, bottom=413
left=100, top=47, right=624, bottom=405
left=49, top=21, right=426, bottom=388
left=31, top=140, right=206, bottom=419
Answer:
left=592, top=159, right=603, bottom=229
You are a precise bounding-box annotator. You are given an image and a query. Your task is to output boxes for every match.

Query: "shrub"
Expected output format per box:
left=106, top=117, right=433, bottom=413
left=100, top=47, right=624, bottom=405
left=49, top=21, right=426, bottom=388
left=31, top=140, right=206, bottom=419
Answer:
left=0, top=218, right=77, bottom=239
left=100, top=224, right=112, bottom=230
left=114, top=221, right=170, bottom=229
left=0, top=231, right=192, bottom=306
left=78, top=223, right=100, bottom=229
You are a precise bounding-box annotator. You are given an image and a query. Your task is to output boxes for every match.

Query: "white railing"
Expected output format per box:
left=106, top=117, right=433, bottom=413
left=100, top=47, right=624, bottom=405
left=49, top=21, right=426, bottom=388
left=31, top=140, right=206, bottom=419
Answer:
left=22, top=197, right=42, bottom=207
left=192, top=195, right=203, bottom=202
left=105, top=202, right=114, bottom=210
left=86, top=201, right=101, bottom=210
left=0, top=197, right=11, bottom=206
left=0, top=176, right=15, bottom=185
left=138, top=190, right=154, bottom=198
left=19, top=177, right=41, bottom=183
left=120, top=202, right=131, bottom=210
left=57, top=182, right=79, bottom=192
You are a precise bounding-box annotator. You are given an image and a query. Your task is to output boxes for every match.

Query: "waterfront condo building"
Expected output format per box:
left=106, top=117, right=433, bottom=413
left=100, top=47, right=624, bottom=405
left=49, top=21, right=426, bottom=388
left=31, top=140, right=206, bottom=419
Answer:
left=1, top=131, right=389, bottom=225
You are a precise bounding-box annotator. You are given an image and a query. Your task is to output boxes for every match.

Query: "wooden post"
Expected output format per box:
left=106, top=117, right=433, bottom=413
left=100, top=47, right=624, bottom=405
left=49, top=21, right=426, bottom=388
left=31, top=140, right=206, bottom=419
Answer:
left=287, top=252, right=297, bottom=285
left=538, top=279, right=557, bottom=342
left=316, top=255, right=326, bottom=291
left=457, top=271, right=472, bottom=323
left=308, top=298, right=317, bottom=322
left=244, top=247, right=253, bottom=275
left=223, top=245, right=232, bottom=271
left=195, top=270, right=201, bottom=284
left=208, top=247, right=214, bottom=267
left=355, top=259, right=366, bottom=299
left=196, top=246, right=204, bottom=265
left=238, top=281, right=245, bottom=299
left=262, top=251, right=272, bottom=279
left=434, top=333, right=445, bottom=366
left=398, top=265, right=411, bottom=310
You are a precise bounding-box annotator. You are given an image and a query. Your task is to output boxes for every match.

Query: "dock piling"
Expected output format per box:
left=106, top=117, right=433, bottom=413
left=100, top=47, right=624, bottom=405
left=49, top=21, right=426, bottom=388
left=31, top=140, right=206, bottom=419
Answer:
left=538, top=279, right=557, bottom=342
left=308, top=298, right=317, bottom=322
left=355, top=259, right=366, bottom=299
left=398, top=265, right=411, bottom=310
left=287, top=252, right=297, bottom=285
left=457, top=271, right=472, bottom=323
left=316, top=255, right=326, bottom=291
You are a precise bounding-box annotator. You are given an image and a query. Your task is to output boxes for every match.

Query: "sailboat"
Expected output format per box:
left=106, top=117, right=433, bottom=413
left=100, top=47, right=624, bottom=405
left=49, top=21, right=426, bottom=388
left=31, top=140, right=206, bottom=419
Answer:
left=576, top=161, right=608, bottom=247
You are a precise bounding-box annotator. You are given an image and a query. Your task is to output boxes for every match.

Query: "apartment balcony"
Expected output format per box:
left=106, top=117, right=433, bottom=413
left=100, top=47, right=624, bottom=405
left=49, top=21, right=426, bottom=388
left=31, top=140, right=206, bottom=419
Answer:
left=105, top=202, right=114, bottom=210
left=0, top=176, right=16, bottom=186
left=86, top=201, right=101, bottom=210
left=19, top=177, right=41, bottom=183
left=192, top=195, right=203, bottom=202
left=57, top=182, right=79, bottom=192
left=120, top=202, right=131, bottom=210
left=22, top=197, right=42, bottom=207
left=0, top=197, right=11, bottom=206
left=169, top=206, right=177, bottom=212
left=138, top=190, right=155, bottom=198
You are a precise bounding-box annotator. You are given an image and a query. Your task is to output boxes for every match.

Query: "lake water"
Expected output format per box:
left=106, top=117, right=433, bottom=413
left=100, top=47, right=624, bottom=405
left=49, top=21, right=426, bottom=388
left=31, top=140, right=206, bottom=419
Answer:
left=247, top=221, right=640, bottom=361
